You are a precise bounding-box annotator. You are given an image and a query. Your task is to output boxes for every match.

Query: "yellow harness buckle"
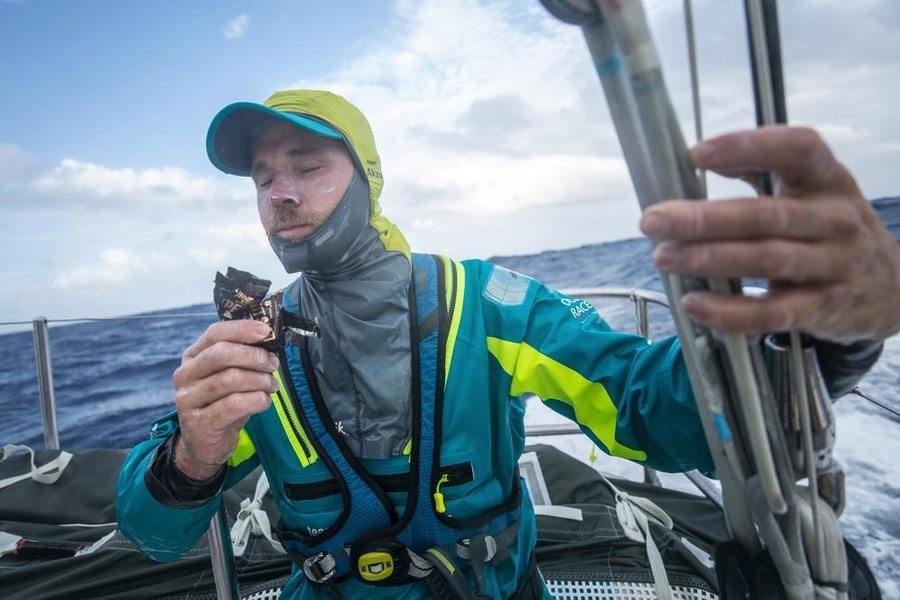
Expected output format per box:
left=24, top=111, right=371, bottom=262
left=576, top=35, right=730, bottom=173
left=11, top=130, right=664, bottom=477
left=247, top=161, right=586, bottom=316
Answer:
left=357, top=551, right=395, bottom=582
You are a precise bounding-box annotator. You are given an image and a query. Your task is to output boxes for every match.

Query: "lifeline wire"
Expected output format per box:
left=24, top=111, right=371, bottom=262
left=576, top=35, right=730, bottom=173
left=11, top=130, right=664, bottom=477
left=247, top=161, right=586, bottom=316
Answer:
left=0, top=313, right=218, bottom=327
left=850, top=387, right=900, bottom=419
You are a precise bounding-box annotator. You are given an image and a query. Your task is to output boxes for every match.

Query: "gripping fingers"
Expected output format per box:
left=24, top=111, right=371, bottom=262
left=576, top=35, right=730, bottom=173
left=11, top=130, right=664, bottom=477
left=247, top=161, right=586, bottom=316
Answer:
left=641, top=196, right=860, bottom=243
left=178, top=391, right=273, bottom=439
left=202, top=391, right=274, bottom=426
left=679, top=286, right=865, bottom=341
left=176, top=368, right=278, bottom=411
left=653, top=239, right=844, bottom=283
left=179, top=340, right=279, bottom=385
left=680, top=290, right=801, bottom=336
left=183, top=320, right=274, bottom=361
left=177, top=391, right=272, bottom=470
left=691, top=126, right=842, bottom=193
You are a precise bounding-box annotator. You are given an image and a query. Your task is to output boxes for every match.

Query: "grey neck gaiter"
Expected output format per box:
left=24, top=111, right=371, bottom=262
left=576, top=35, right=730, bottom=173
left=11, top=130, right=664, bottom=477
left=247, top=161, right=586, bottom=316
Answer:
left=273, top=172, right=413, bottom=459
left=268, top=171, right=370, bottom=275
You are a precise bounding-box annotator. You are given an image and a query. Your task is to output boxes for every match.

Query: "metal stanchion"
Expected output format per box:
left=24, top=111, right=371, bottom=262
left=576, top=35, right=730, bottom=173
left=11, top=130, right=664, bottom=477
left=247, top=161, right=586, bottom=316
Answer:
left=32, top=317, right=59, bottom=450
left=208, top=504, right=240, bottom=600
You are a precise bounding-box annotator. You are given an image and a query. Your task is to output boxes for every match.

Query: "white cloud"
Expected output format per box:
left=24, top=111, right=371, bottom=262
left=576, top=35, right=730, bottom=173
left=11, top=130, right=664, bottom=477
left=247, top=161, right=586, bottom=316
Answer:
left=816, top=124, right=869, bottom=143
left=223, top=14, right=249, bottom=39
left=284, top=0, right=631, bottom=247
left=26, top=158, right=247, bottom=210
left=0, top=143, right=40, bottom=181
left=53, top=248, right=170, bottom=289
left=191, top=222, right=270, bottom=266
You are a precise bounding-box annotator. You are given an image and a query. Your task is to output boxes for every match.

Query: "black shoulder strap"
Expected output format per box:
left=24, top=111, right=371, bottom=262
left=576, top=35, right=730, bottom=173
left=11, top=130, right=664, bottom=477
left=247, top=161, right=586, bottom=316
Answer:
left=412, top=253, right=445, bottom=343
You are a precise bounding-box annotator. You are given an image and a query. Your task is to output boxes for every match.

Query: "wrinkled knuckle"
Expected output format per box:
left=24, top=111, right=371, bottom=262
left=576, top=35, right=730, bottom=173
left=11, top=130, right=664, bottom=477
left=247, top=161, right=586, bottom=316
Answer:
left=198, top=323, right=217, bottom=346
left=822, top=284, right=848, bottom=313
left=829, top=203, right=865, bottom=238
left=699, top=304, right=729, bottom=331
left=221, top=367, right=242, bottom=390
left=758, top=200, right=790, bottom=234
left=174, top=388, right=191, bottom=410
left=771, top=302, right=796, bottom=332
left=254, top=392, right=273, bottom=412
left=173, top=364, right=187, bottom=387
left=770, top=242, right=798, bottom=280
left=204, top=341, right=224, bottom=363
left=203, top=401, right=223, bottom=427
left=793, top=127, right=822, bottom=154
left=256, top=347, right=273, bottom=368
left=690, top=205, right=708, bottom=237
left=706, top=244, right=724, bottom=273
left=814, top=286, right=847, bottom=327
left=707, top=314, right=729, bottom=332
left=685, top=245, right=705, bottom=272
left=835, top=248, right=859, bottom=277
left=218, top=393, right=239, bottom=416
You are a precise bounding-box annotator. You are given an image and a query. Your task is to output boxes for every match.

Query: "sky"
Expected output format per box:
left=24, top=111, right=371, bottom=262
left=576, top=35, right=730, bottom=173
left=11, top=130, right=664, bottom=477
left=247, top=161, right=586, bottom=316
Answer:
left=1, top=0, right=899, bottom=328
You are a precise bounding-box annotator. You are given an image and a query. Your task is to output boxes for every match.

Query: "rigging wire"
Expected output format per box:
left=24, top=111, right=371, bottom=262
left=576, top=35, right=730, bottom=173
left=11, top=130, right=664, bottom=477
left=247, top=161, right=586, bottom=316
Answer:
left=851, top=386, right=900, bottom=420
left=682, top=0, right=706, bottom=193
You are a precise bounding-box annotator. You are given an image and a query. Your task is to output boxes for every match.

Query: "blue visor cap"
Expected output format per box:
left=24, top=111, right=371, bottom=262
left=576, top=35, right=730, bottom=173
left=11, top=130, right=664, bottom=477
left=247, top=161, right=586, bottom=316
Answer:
left=206, top=101, right=343, bottom=176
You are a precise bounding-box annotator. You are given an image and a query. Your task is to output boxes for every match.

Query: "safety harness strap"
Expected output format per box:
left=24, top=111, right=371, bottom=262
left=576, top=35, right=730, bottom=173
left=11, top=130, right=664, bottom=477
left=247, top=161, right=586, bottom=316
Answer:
left=456, top=520, right=520, bottom=592
left=281, top=255, right=522, bottom=598
left=421, top=547, right=479, bottom=600
left=278, top=279, right=396, bottom=572
left=297, top=542, right=472, bottom=595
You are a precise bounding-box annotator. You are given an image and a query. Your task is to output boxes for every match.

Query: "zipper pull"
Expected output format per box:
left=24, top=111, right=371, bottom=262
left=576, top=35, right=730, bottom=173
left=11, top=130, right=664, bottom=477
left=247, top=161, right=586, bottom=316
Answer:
left=433, top=473, right=450, bottom=513
left=403, top=439, right=413, bottom=464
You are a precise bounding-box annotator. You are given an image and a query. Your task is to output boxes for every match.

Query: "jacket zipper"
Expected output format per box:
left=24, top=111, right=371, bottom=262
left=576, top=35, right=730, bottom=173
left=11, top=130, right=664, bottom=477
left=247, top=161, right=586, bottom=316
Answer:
left=273, top=371, right=316, bottom=466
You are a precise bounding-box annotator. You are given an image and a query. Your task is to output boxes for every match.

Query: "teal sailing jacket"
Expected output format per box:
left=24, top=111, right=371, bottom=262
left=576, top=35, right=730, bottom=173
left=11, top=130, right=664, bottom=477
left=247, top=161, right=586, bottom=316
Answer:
left=116, top=254, right=711, bottom=599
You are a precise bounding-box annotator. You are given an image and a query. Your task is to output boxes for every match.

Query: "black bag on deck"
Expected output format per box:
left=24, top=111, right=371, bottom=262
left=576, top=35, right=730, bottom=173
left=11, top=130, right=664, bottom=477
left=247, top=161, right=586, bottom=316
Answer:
left=526, top=443, right=881, bottom=600
left=0, top=449, right=291, bottom=600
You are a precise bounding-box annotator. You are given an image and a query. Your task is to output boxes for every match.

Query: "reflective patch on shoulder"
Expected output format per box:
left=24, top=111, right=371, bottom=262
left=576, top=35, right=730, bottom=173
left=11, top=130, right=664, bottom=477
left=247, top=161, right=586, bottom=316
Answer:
left=483, top=266, right=531, bottom=306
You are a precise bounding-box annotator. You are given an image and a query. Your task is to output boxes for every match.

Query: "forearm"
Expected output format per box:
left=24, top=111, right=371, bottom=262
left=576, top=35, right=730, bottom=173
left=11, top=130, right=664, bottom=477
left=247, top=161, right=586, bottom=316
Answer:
left=115, top=435, right=223, bottom=562
left=149, top=431, right=227, bottom=507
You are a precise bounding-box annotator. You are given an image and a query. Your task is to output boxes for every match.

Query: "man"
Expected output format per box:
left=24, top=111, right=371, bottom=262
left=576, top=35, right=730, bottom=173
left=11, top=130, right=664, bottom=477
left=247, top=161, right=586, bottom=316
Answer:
left=116, top=89, right=896, bottom=599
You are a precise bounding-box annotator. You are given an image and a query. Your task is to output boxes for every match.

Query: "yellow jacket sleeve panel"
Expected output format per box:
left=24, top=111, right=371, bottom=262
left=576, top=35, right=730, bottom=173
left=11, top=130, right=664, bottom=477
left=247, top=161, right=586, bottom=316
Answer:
left=460, top=259, right=712, bottom=473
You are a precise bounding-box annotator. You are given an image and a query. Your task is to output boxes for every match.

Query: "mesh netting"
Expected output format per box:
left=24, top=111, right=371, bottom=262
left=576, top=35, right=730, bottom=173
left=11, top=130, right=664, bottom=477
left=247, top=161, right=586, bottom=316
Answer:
left=545, top=579, right=719, bottom=600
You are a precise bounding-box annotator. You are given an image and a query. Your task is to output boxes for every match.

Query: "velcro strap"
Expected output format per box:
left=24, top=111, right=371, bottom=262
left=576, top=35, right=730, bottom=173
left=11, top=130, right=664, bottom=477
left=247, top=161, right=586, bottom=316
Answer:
left=407, top=549, right=435, bottom=579
left=456, top=519, right=519, bottom=565
left=456, top=533, right=496, bottom=563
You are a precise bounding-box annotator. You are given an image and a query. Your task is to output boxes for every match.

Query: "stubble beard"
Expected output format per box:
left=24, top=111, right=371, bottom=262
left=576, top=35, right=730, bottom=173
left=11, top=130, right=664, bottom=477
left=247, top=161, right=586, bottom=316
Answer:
left=265, top=206, right=328, bottom=240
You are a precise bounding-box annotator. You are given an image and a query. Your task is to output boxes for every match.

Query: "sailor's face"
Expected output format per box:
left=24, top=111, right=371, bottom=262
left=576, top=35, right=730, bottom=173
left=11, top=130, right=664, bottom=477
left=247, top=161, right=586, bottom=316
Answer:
left=250, top=122, right=355, bottom=243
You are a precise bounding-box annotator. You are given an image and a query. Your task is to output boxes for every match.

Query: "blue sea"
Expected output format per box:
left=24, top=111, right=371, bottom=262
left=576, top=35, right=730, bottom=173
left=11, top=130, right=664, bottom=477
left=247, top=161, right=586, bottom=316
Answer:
left=1, top=197, right=898, bottom=592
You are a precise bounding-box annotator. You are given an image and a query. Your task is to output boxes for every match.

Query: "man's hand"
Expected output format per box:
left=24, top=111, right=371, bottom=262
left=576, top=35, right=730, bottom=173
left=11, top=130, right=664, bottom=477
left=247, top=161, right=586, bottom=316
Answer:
left=640, top=126, right=900, bottom=343
left=172, top=320, right=280, bottom=480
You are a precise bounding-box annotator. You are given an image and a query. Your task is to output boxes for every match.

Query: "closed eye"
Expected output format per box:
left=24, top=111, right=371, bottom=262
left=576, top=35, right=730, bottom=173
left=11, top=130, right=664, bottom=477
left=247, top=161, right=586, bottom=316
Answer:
left=295, top=164, right=321, bottom=176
